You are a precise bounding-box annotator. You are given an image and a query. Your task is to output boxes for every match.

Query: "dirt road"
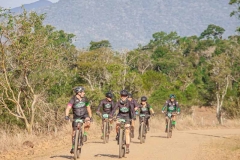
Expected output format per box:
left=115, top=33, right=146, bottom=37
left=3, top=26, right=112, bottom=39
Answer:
left=30, top=129, right=240, bottom=160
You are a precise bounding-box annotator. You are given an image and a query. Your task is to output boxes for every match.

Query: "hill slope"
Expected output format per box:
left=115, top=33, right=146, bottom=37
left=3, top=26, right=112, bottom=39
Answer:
left=11, top=0, right=53, bottom=13
left=39, top=0, right=239, bottom=49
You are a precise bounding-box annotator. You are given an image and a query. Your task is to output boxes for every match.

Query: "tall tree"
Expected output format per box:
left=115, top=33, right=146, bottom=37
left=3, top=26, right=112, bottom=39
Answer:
left=0, top=10, right=75, bottom=133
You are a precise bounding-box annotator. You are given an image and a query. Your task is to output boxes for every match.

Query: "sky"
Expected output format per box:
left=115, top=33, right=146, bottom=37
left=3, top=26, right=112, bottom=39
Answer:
left=0, top=0, right=59, bottom=9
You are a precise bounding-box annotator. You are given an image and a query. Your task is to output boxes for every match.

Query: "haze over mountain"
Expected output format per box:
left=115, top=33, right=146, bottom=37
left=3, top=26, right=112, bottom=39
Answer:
left=11, top=0, right=53, bottom=13
left=38, top=0, right=238, bottom=49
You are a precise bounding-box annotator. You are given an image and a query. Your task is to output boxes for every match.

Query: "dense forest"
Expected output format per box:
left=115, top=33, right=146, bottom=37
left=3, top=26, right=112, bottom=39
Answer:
left=0, top=0, right=239, bottom=134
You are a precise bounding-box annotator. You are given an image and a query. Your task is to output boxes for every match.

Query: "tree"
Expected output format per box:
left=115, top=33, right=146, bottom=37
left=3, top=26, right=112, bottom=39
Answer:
left=208, top=54, right=231, bottom=124
left=229, top=0, right=240, bottom=19
left=89, top=40, right=111, bottom=51
left=199, top=24, right=225, bottom=40
left=0, top=10, right=75, bottom=133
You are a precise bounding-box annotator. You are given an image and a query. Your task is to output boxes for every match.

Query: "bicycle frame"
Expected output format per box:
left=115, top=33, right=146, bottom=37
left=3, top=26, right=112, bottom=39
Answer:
left=166, top=112, right=176, bottom=138
left=139, top=114, right=148, bottom=144
left=102, top=113, right=111, bottom=144
left=73, top=118, right=84, bottom=160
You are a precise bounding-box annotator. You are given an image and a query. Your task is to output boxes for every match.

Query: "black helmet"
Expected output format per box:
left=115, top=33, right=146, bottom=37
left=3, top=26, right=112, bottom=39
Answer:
left=120, top=90, right=128, bottom=96
left=74, top=86, right=84, bottom=94
left=141, top=96, right=147, bottom=101
left=105, top=92, right=113, bottom=98
left=128, top=93, right=133, bottom=98
left=169, top=94, right=176, bottom=99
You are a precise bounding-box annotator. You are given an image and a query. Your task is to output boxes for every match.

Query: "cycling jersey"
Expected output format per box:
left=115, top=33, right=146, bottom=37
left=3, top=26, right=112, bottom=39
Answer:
left=111, top=99, right=135, bottom=119
left=97, top=98, right=114, bottom=114
left=68, top=96, right=90, bottom=119
left=162, top=100, right=180, bottom=112
left=139, top=103, right=152, bottom=115
left=129, top=99, right=139, bottom=109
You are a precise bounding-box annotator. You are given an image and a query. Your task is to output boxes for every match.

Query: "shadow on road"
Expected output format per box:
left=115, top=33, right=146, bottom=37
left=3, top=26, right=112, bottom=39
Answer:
left=94, top=154, right=119, bottom=158
left=150, top=135, right=167, bottom=138
left=87, top=141, right=104, bottom=144
left=186, top=132, right=229, bottom=139
left=50, top=155, right=72, bottom=159
left=130, top=141, right=141, bottom=144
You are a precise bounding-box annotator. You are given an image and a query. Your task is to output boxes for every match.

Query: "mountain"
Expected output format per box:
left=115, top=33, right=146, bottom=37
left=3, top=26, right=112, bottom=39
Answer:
left=39, top=0, right=239, bottom=49
left=11, top=0, right=53, bottom=13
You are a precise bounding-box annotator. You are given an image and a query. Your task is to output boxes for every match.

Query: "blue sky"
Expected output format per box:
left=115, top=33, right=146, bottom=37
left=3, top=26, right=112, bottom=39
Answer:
left=0, top=0, right=59, bottom=8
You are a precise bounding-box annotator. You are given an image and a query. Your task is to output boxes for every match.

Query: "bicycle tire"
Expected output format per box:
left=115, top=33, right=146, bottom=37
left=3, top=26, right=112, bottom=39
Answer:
left=74, top=129, right=80, bottom=160
left=106, top=122, right=109, bottom=143
left=103, top=121, right=107, bottom=144
left=77, top=129, right=82, bottom=158
left=140, top=122, right=144, bottom=144
left=119, top=129, right=124, bottom=158
left=167, top=118, right=171, bottom=138
left=143, top=123, right=146, bottom=143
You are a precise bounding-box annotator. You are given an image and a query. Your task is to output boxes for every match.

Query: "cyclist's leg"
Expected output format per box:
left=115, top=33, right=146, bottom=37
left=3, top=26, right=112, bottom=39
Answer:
left=125, top=123, right=130, bottom=153
left=146, top=116, right=150, bottom=131
left=171, top=115, right=176, bottom=127
left=130, top=119, right=135, bottom=138
left=115, top=120, right=120, bottom=140
left=83, top=116, right=90, bottom=142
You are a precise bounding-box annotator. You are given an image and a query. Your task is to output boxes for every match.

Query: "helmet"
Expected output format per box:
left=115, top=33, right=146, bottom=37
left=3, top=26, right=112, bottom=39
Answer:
left=120, top=90, right=128, bottom=96
left=141, top=96, right=147, bottom=101
left=169, top=94, right=176, bottom=99
left=105, top=92, right=113, bottom=98
left=128, top=93, right=133, bottom=98
left=74, top=86, right=84, bottom=94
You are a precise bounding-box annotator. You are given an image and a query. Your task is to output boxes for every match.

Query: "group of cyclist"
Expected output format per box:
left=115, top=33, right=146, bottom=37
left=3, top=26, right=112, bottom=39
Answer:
left=65, top=86, right=180, bottom=155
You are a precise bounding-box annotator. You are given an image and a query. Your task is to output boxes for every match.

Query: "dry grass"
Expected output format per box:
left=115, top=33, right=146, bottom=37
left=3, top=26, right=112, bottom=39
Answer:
left=0, top=121, right=102, bottom=160
left=1, top=106, right=240, bottom=159
left=197, top=135, right=240, bottom=160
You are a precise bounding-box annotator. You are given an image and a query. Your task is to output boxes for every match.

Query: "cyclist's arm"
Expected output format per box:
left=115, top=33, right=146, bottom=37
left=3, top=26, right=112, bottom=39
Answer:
left=65, top=105, right=72, bottom=117
left=96, top=100, right=103, bottom=113
left=65, top=98, right=74, bottom=116
left=134, top=100, right=139, bottom=111
left=130, top=103, right=136, bottom=118
left=86, top=103, right=92, bottom=118
left=149, top=106, right=155, bottom=114
left=176, top=101, right=180, bottom=112
left=111, top=102, right=118, bottom=116
left=162, top=101, right=168, bottom=111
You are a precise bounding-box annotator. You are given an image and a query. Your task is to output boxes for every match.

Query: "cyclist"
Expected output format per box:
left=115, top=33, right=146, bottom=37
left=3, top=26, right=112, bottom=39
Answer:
left=96, top=92, right=115, bottom=139
left=111, top=90, right=135, bottom=154
left=65, top=86, right=93, bottom=154
left=137, top=96, right=155, bottom=139
left=127, top=93, right=139, bottom=138
left=161, top=94, right=180, bottom=132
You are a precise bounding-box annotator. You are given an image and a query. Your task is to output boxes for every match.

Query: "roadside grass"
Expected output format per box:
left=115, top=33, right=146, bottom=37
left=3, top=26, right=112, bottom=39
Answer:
left=197, top=135, right=240, bottom=160
left=1, top=106, right=240, bottom=159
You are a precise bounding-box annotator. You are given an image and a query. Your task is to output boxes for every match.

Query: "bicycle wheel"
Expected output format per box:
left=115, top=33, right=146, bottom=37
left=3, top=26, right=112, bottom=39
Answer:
left=74, top=129, right=80, bottom=160
left=140, top=122, right=144, bottom=144
left=167, top=119, right=171, bottom=138
left=77, top=130, right=82, bottom=158
left=119, top=129, right=124, bottom=158
left=143, top=123, right=146, bottom=143
left=106, top=122, right=109, bottom=143
left=103, top=121, right=107, bottom=144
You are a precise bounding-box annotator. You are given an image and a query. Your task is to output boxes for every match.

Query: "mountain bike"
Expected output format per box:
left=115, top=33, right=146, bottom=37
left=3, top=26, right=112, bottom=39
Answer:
left=72, top=118, right=85, bottom=160
left=139, top=114, right=150, bottom=144
left=165, top=112, right=177, bottom=138
left=101, top=113, right=111, bottom=144
left=118, top=118, right=126, bottom=158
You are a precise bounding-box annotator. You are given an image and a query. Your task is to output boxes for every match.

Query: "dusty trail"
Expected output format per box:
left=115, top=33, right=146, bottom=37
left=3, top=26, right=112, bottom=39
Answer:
left=31, top=129, right=240, bottom=160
